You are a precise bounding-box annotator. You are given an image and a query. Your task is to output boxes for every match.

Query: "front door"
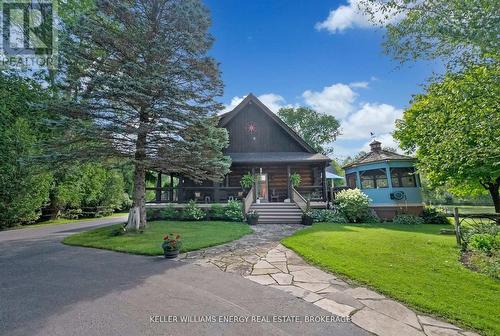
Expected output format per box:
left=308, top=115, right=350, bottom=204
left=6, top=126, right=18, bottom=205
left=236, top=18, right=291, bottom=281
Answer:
left=257, top=173, right=269, bottom=201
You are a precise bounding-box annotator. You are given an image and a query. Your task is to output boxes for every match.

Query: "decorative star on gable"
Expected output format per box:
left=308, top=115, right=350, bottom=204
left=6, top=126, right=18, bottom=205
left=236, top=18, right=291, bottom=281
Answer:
left=246, top=121, right=257, bottom=134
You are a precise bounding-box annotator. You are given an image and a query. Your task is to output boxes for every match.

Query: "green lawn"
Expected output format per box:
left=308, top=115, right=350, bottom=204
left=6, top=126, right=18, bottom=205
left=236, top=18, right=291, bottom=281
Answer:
left=282, top=223, right=500, bottom=336
left=63, top=221, right=253, bottom=255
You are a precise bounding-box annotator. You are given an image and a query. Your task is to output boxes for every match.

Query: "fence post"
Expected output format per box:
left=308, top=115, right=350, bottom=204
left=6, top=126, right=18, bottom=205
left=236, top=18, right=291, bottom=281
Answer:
left=453, top=207, right=461, bottom=246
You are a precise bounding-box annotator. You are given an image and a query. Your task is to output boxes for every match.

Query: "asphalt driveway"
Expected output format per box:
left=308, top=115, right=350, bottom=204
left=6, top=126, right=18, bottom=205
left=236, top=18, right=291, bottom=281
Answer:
left=0, top=219, right=369, bottom=336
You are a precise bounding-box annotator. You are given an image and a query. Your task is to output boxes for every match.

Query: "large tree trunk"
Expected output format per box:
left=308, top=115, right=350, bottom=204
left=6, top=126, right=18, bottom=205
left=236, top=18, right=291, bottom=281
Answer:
left=126, top=127, right=148, bottom=230
left=487, top=179, right=500, bottom=213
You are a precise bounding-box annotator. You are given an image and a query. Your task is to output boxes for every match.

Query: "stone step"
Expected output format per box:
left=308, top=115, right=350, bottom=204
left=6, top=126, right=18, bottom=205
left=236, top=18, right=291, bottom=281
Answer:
left=251, top=203, right=298, bottom=207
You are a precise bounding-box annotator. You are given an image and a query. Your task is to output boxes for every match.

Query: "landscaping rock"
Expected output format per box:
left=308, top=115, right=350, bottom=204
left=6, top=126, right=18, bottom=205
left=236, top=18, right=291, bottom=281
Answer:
left=361, top=299, right=421, bottom=329
left=352, top=308, right=425, bottom=336
left=313, top=298, right=356, bottom=318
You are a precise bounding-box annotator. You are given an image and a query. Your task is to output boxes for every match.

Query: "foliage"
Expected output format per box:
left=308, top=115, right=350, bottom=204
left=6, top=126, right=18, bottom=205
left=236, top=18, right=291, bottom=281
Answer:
left=246, top=210, right=259, bottom=224
left=422, top=207, right=450, bottom=225
left=466, top=251, right=499, bottom=280
left=240, top=173, right=255, bottom=189
left=182, top=201, right=205, bottom=221
left=335, top=189, right=371, bottom=222
left=359, top=211, right=381, bottom=224
left=146, top=205, right=178, bottom=221
left=277, top=106, right=340, bottom=154
left=310, top=209, right=348, bottom=223
left=224, top=200, right=244, bottom=222
left=462, top=223, right=499, bottom=247
left=468, top=234, right=498, bottom=255
left=209, top=204, right=226, bottom=220
left=392, top=214, right=424, bottom=225
left=361, top=0, right=499, bottom=68
left=0, top=75, right=53, bottom=229
left=51, top=0, right=230, bottom=229
left=394, top=64, right=500, bottom=212
left=290, top=173, right=301, bottom=188
left=162, top=233, right=182, bottom=252
left=282, top=223, right=500, bottom=335
left=64, top=221, right=252, bottom=255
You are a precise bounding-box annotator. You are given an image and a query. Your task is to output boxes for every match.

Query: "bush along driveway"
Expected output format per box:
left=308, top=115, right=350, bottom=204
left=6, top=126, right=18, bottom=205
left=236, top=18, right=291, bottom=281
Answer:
left=180, top=226, right=483, bottom=336
left=282, top=223, right=498, bottom=336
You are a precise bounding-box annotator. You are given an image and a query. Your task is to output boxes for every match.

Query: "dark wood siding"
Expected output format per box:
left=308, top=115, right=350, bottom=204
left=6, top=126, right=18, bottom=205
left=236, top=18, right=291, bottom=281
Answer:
left=224, top=103, right=306, bottom=153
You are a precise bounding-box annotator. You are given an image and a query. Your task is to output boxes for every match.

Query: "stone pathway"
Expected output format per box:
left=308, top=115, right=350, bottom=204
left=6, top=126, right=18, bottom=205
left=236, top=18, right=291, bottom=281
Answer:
left=180, top=226, right=480, bottom=336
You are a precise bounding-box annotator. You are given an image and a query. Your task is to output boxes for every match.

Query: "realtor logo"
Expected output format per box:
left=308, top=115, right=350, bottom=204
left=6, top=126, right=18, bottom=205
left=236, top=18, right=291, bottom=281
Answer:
left=1, top=0, right=57, bottom=69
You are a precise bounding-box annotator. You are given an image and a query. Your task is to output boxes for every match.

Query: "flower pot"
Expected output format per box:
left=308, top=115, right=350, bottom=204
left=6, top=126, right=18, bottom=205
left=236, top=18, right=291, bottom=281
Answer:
left=163, top=249, right=180, bottom=259
left=302, top=216, right=313, bottom=226
left=247, top=217, right=259, bottom=225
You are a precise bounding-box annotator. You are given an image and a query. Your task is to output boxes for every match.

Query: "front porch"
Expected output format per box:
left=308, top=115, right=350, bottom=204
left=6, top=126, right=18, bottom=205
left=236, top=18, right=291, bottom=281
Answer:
left=147, top=162, right=329, bottom=205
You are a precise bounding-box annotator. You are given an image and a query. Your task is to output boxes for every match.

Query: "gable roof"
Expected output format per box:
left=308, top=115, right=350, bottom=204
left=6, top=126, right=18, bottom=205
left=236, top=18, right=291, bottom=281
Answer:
left=219, top=93, right=318, bottom=154
left=343, top=140, right=414, bottom=169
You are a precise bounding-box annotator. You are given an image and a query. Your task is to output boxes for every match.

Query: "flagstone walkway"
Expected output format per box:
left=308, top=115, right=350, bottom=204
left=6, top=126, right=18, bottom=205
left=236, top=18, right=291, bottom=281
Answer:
left=180, top=226, right=480, bottom=336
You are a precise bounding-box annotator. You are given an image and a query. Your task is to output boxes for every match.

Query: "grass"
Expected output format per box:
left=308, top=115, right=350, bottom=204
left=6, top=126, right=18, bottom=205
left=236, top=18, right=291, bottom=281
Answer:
left=282, top=223, right=500, bottom=336
left=5, top=213, right=128, bottom=231
left=63, top=220, right=253, bottom=255
left=436, top=205, right=496, bottom=214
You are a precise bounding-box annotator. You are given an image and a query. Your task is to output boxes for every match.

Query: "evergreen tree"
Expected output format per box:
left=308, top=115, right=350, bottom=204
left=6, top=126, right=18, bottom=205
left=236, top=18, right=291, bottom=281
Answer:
left=50, top=0, right=230, bottom=229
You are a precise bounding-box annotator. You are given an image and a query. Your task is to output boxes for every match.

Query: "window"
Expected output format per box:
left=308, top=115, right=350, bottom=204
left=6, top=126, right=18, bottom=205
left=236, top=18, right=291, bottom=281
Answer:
left=346, top=173, right=357, bottom=189
left=360, top=169, right=388, bottom=189
left=391, top=167, right=417, bottom=187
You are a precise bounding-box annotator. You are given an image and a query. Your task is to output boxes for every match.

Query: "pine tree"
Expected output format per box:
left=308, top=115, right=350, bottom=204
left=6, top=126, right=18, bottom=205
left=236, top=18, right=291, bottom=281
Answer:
left=51, top=0, right=230, bottom=229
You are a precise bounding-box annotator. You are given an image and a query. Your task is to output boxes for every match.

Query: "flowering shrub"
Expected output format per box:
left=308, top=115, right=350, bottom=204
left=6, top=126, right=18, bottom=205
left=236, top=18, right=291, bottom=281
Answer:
left=162, top=233, right=182, bottom=251
left=393, top=214, right=424, bottom=225
left=310, top=209, right=347, bottom=223
left=182, top=200, right=205, bottom=220
left=335, top=189, right=371, bottom=222
left=224, top=200, right=244, bottom=222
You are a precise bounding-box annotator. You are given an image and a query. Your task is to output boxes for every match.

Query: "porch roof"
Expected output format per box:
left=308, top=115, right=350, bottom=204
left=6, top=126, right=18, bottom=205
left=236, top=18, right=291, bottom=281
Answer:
left=226, top=152, right=331, bottom=164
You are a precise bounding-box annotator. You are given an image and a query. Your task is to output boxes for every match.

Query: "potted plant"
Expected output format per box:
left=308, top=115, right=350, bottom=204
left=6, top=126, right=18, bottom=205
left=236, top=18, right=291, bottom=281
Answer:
left=162, top=233, right=182, bottom=259
left=301, top=199, right=313, bottom=226
left=290, top=173, right=301, bottom=188
left=240, top=173, right=255, bottom=191
left=246, top=210, right=259, bottom=225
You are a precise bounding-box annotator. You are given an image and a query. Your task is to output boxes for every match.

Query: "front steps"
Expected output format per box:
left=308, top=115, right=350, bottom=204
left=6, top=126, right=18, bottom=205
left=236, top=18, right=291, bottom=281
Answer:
left=249, top=202, right=303, bottom=224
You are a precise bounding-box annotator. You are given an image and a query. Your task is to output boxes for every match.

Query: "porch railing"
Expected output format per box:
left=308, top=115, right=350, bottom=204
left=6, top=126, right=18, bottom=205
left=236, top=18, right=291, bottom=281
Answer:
left=243, top=185, right=255, bottom=215
left=291, top=187, right=308, bottom=213
left=295, top=185, right=325, bottom=201
left=146, top=186, right=245, bottom=204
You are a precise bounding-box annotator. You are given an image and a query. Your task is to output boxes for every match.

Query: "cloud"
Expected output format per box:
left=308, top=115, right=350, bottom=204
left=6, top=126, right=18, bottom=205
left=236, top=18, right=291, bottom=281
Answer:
left=302, top=83, right=357, bottom=118
left=222, top=93, right=288, bottom=114
left=340, top=103, right=403, bottom=140
left=315, top=0, right=403, bottom=34
left=349, top=81, right=369, bottom=89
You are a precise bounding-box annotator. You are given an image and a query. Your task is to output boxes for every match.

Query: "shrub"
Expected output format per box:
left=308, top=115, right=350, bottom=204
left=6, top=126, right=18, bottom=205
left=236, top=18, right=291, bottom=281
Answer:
left=224, top=200, right=244, bottom=222
left=146, top=205, right=179, bottom=221
left=360, top=211, right=381, bottom=223
left=467, top=251, right=499, bottom=279
left=468, top=234, right=498, bottom=254
left=422, top=207, right=449, bottom=224
left=336, top=189, right=371, bottom=222
left=462, top=223, right=499, bottom=246
left=393, top=214, right=424, bottom=225
left=182, top=200, right=205, bottom=220
left=209, top=204, right=226, bottom=220
left=310, top=209, right=348, bottom=223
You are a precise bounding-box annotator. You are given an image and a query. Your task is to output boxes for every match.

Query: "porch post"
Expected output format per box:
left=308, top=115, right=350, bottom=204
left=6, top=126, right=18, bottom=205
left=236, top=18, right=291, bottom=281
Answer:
left=251, top=167, right=256, bottom=201
left=287, top=165, right=291, bottom=199
left=322, top=164, right=327, bottom=202
left=155, top=172, right=162, bottom=203
left=170, top=173, right=174, bottom=202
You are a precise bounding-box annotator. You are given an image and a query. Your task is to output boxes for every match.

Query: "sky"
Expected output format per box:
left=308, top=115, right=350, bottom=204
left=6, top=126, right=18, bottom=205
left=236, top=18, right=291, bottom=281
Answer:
left=204, top=0, right=442, bottom=160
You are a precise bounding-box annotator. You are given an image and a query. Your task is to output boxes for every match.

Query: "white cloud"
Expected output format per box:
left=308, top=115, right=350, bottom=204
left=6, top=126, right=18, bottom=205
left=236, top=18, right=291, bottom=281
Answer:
left=222, top=93, right=288, bottom=114
left=349, top=81, right=369, bottom=89
left=257, top=93, right=287, bottom=113
left=302, top=83, right=357, bottom=118
left=340, top=103, right=403, bottom=140
left=315, top=0, right=403, bottom=34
